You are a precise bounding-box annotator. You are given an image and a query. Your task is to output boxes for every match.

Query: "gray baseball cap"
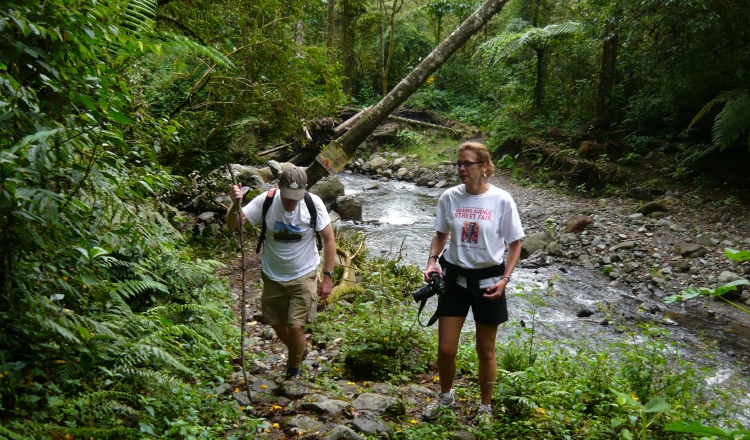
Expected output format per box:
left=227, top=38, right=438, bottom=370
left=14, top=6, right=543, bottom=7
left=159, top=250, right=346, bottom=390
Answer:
left=279, top=167, right=307, bottom=200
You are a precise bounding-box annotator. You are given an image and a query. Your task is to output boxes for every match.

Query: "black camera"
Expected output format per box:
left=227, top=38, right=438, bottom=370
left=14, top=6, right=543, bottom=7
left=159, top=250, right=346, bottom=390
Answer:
left=411, top=272, right=446, bottom=302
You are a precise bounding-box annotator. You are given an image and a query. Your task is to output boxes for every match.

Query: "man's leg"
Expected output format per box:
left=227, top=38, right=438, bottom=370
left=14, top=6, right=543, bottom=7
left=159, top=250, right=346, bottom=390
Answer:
left=274, top=324, right=306, bottom=369
left=475, top=323, right=499, bottom=405
left=437, top=316, right=465, bottom=393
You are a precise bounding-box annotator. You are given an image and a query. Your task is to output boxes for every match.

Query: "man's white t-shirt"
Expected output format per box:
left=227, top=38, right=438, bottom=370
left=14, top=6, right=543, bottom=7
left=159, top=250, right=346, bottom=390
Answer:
left=242, top=190, right=331, bottom=282
left=435, top=184, right=525, bottom=288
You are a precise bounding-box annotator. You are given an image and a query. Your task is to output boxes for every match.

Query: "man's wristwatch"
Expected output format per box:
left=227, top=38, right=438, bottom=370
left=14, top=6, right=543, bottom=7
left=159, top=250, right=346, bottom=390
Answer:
left=323, top=271, right=334, bottom=279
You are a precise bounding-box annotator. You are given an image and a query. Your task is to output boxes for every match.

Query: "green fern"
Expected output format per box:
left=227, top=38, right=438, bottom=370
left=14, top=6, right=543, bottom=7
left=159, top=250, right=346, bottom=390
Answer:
left=123, top=0, right=158, bottom=33
left=112, top=279, right=169, bottom=299
left=0, top=424, right=33, bottom=440
left=160, top=33, right=236, bottom=69
left=688, top=89, right=750, bottom=152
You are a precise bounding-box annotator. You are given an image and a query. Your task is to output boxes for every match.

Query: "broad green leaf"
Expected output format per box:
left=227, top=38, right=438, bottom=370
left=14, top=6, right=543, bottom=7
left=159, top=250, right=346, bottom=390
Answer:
left=725, top=248, right=750, bottom=262
left=49, top=294, right=65, bottom=301
left=664, top=286, right=702, bottom=303
left=75, top=94, right=97, bottom=111
left=642, top=397, right=671, bottom=413
left=665, top=421, right=734, bottom=437
left=710, top=279, right=750, bottom=297
left=610, top=389, right=642, bottom=409
left=108, top=111, right=133, bottom=125
left=77, top=326, right=90, bottom=340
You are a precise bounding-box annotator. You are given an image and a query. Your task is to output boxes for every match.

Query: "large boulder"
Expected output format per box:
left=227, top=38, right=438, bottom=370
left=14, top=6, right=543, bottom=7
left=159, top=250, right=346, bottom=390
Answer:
left=335, top=197, right=363, bottom=221
left=310, top=176, right=345, bottom=207
left=233, top=165, right=265, bottom=189
left=521, top=233, right=554, bottom=259
left=368, top=156, right=388, bottom=172
left=564, top=215, right=594, bottom=233
left=636, top=200, right=668, bottom=215
left=677, top=242, right=707, bottom=258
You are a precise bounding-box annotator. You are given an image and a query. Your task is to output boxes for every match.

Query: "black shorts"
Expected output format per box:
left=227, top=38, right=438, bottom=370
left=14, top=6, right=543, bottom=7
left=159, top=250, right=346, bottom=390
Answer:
left=437, top=275, right=509, bottom=326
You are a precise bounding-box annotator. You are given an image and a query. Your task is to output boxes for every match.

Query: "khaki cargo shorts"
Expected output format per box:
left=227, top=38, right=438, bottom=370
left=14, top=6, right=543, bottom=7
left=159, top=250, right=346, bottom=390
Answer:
left=260, top=270, right=318, bottom=326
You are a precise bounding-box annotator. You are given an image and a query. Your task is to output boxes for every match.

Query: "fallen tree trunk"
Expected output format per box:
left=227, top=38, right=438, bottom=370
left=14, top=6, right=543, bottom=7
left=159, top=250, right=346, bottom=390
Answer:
left=530, top=139, right=624, bottom=185
left=387, top=114, right=459, bottom=133
left=305, top=0, right=510, bottom=186
left=325, top=241, right=365, bottom=304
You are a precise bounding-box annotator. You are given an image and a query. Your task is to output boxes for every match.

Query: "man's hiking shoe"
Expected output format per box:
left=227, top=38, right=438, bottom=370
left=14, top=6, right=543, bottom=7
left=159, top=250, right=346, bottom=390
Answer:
left=284, top=366, right=301, bottom=381
left=422, top=389, right=456, bottom=420
left=475, top=404, right=493, bottom=426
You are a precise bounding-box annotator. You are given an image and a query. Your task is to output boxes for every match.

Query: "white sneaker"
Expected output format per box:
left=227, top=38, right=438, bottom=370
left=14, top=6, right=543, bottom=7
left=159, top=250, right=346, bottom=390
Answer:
left=422, top=389, right=456, bottom=420
left=475, top=404, right=493, bottom=426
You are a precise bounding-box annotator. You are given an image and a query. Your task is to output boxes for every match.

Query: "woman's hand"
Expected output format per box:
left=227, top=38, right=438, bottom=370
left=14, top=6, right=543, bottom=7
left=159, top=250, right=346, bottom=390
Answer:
left=483, top=278, right=508, bottom=300
left=423, top=261, right=443, bottom=282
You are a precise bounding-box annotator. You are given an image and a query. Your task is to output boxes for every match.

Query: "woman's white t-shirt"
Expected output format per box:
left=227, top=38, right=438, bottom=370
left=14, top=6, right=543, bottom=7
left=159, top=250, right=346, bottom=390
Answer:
left=435, top=184, right=525, bottom=288
left=242, top=190, right=330, bottom=282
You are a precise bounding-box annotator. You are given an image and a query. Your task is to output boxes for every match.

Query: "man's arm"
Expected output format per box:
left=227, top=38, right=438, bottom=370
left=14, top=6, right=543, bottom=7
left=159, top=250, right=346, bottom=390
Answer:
left=318, top=223, right=336, bottom=301
left=226, top=184, right=246, bottom=229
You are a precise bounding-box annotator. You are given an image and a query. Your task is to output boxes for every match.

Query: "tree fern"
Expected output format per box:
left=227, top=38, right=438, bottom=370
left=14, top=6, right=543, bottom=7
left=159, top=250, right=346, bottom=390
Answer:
left=687, top=89, right=750, bottom=153
left=711, top=90, right=750, bottom=151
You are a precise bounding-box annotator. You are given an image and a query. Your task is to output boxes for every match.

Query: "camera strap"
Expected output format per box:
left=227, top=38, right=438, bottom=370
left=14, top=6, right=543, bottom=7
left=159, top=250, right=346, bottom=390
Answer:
left=417, top=296, right=440, bottom=327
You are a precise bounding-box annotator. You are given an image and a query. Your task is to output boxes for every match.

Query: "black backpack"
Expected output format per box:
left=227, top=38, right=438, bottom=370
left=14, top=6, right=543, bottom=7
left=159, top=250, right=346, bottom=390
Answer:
left=256, top=188, right=323, bottom=253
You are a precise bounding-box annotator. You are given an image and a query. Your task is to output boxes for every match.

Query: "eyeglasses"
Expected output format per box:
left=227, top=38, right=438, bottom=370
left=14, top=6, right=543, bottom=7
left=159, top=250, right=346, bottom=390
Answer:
left=451, top=161, right=484, bottom=168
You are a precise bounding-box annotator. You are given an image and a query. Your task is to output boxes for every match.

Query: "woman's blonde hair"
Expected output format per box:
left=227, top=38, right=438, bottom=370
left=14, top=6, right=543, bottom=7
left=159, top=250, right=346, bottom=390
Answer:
left=458, top=141, right=495, bottom=177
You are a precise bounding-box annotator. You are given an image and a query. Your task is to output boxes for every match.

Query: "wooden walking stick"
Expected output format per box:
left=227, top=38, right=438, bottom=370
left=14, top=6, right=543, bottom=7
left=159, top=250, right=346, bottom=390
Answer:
left=226, top=164, right=253, bottom=398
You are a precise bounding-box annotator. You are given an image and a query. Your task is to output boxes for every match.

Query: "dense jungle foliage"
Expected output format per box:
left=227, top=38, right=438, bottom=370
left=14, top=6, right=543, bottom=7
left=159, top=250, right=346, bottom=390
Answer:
left=1, top=0, right=749, bottom=438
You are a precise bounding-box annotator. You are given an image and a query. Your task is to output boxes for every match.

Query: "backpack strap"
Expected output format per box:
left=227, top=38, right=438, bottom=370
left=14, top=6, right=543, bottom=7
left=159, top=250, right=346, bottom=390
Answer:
left=304, top=192, right=323, bottom=251
left=256, top=188, right=277, bottom=253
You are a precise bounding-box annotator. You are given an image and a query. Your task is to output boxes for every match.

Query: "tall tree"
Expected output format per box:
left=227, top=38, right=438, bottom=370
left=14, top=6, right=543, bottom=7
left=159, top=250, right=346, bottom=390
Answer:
left=379, top=0, right=406, bottom=96
left=594, top=6, right=621, bottom=125
left=327, top=0, right=336, bottom=59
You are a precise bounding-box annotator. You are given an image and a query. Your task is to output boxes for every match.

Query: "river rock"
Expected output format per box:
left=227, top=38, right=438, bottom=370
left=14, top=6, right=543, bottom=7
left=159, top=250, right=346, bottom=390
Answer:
left=560, top=233, right=578, bottom=245
left=267, top=160, right=284, bottom=178
left=232, top=390, right=253, bottom=406
left=285, top=415, right=327, bottom=436
left=352, top=414, right=393, bottom=439
left=368, top=156, right=388, bottom=171
left=628, top=187, right=653, bottom=201
left=677, top=242, right=708, bottom=258
left=363, top=182, right=380, bottom=191
left=300, top=394, right=350, bottom=415
left=198, top=211, right=216, bottom=224
left=279, top=380, right=312, bottom=399
left=610, top=241, right=636, bottom=251
left=546, top=241, right=563, bottom=256
left=323, top=425, right=365, bottom=440
left=636, top=200, right=668, bottom=215
left=335, top=197, right=363, bottom=221
left=234, top=165, right=266, bottom=188
left=521, top=233, right=554, bottom=258
left=696, top=232, right=721, bottom=246
left=351, top=393, right=404, bottom=416
left=565, top=215, right=594, bottom=233
left=310, top=176, right=345, bottom=206
left=252, top=377, right=278, bottom=394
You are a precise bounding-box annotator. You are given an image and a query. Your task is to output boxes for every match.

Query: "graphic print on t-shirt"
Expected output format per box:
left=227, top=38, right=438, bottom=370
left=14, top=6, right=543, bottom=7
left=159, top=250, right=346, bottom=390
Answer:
left=461, top=221, right=479, bottom=244
left=273, top=221, right=302, bottom=243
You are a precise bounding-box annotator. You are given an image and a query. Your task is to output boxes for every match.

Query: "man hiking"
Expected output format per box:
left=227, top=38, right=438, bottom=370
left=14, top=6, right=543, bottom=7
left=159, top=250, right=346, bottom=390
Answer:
left=227, top=166, right=336, bottom=379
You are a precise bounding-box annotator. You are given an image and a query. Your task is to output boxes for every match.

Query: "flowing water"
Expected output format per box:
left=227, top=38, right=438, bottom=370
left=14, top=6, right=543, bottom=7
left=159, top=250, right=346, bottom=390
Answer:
left=336, top=172, right=750, bottom=423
